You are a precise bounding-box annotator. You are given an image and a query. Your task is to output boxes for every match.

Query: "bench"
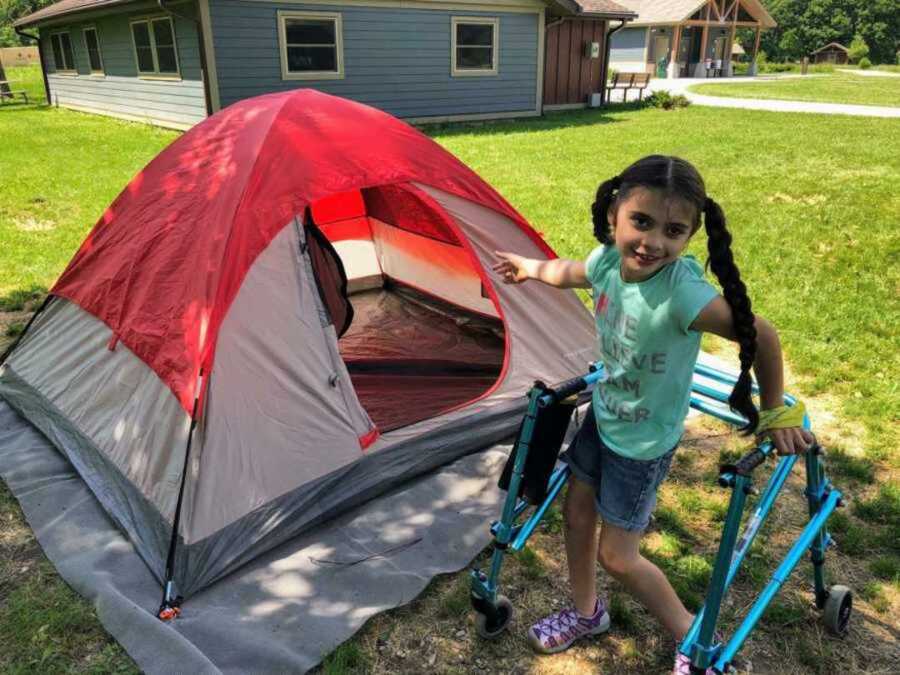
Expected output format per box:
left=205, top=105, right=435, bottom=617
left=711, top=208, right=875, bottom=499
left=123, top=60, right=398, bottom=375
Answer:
left=0, top=81, right=29, bottom=105
left=605, top=72, right=651, bottom=103
left=630, top=72, right=651, bottom=100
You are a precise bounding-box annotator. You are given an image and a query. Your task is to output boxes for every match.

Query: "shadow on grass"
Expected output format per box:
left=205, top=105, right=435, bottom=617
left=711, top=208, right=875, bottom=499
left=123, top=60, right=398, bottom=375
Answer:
left=420, top=101, right=647, bottom=139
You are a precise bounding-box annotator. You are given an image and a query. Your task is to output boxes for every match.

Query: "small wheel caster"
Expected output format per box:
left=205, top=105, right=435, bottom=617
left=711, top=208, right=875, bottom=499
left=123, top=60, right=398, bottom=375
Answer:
left=823, top=585, right=852, bottom=635
left=474, top=595, right=513, bottom=639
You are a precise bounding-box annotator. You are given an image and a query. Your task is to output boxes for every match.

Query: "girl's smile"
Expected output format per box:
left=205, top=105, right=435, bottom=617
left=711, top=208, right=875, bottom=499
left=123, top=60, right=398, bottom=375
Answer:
left=608, top=187, right=698, bottom=282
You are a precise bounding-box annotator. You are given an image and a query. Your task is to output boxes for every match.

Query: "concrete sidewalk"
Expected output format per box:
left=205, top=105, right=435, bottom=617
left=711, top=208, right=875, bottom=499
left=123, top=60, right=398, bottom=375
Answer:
left=609, top=75, right=900, bottom=119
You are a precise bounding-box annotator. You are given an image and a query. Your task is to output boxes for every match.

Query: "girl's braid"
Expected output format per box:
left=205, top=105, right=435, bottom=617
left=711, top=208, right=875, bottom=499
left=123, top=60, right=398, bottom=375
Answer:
left=703, top=196, right=759, bottom=433
left=591, top=176, right=621, bottom=244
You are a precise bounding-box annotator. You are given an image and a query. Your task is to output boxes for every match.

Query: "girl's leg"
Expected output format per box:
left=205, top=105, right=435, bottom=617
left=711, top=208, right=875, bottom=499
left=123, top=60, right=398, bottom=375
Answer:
left=564, top=476, right=601, bottom=616
left=527, top=475, right=610, bottom=654
left=597, top=521, right=694, bottom=640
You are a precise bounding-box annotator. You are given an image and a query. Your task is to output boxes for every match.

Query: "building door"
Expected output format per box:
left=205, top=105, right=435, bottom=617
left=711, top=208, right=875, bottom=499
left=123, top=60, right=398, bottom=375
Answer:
left=653, top=35, right=670, bottom=77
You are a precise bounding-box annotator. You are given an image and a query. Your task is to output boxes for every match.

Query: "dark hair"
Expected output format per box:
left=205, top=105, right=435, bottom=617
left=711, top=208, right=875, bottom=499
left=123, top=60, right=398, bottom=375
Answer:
left=591, top=155, right=759, bottom=433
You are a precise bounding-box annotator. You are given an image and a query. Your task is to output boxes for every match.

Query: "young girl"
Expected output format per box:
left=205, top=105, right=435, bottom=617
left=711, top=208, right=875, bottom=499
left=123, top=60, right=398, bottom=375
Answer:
left=492, top=155, right=813, bottom=673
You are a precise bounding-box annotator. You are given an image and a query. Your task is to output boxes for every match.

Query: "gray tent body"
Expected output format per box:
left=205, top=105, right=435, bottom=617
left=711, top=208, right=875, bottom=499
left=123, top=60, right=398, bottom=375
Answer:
left=0, top=183, right=595, bottom=598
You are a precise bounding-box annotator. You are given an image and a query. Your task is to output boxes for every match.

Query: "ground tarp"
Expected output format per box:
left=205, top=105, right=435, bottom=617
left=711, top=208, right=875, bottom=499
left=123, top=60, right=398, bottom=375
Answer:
left=0, top=400, right=510, bottom=674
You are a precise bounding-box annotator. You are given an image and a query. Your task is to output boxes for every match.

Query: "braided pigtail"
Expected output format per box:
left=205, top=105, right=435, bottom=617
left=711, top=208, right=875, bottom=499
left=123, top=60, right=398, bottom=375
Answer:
left=704, top=197, right=759, bottom=433
left=591, top=176, right=621, bottom=244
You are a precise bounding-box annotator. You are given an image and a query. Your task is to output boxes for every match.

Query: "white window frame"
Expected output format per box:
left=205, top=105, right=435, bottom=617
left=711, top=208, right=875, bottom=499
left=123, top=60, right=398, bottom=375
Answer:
left=50, top=31, right=76, bottom=74
left=278, top=11, right=344, bottom=81
left=82, top=26, right=105, bottom=75
left=451, top=16, right=499, bottom=77
left=130, top=16, right=181, bottom=80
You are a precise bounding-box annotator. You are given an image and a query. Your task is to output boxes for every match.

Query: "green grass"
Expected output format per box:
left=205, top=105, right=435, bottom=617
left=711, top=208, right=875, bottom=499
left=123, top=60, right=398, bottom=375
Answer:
left=0, top=65, right=178, bottom=300
left=690, top=71, right=900, bottom=107
left=0, top=88, right=898, bottom=673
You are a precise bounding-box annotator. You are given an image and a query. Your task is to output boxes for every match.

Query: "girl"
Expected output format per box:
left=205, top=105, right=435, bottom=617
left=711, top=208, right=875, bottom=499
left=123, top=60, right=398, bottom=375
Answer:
left=492, top=155, right=813, bottom=674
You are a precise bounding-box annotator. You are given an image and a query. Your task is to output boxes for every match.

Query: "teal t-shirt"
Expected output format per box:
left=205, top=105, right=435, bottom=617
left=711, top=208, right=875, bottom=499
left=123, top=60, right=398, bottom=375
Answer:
left=586, top=245, right=719, bottom=460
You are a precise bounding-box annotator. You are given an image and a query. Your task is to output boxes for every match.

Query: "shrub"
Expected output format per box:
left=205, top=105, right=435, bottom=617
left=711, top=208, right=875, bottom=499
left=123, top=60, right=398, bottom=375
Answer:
left=607, top=67, right=618, bottom=82
left=848, top=34, right=870, bottom=64
left=858, top=56, right=872, bottom=70
left=644, top=90, right=690, bottom=110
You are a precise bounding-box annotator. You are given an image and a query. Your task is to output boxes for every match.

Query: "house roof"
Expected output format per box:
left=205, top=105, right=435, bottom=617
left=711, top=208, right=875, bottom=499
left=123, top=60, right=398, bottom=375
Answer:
left=564, top=0, right=637, bottom=18
left=16, top=0, right=636, bottom=29
left=811, top=42, right=849, bottom=55
left=609, top=0, right=775, bottom=28
left=13, top=0, right=133, bottom=28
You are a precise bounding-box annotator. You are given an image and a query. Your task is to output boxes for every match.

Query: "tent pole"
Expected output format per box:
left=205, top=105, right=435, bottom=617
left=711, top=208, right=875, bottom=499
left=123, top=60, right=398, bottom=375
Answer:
left=158, top=368, right=204, bottom=621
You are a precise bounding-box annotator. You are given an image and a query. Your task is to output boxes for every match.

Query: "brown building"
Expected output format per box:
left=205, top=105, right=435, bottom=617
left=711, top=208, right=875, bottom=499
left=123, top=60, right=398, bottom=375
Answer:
left=811, top=43, right=849, bottom=64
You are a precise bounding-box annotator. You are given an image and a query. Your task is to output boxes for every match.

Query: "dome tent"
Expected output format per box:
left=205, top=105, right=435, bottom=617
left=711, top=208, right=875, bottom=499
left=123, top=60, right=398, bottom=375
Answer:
left=0, top=90, right=594, bottom=606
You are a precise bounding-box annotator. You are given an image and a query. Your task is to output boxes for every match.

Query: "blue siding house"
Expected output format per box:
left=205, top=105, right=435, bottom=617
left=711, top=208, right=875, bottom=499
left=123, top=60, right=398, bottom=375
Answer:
left=14, top=0, right=635, bottom=129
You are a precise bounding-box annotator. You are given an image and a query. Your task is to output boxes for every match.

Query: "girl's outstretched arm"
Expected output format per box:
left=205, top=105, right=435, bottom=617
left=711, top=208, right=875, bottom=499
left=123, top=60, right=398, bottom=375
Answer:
left=492, top=251, right=590, bottom=289
left=691, top=296, right=815, bottom=455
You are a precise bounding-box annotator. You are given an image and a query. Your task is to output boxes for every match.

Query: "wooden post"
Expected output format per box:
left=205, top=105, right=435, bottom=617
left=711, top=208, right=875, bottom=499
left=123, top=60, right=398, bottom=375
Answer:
left=670, top=24, right=682, bottom=77
left=698, top=24, right=710, bottom=76
left=728, top=22, right=736, bottom=75
left=0, top=55, right=10, bottom=97
left=749, top=24, right=761, bottom=75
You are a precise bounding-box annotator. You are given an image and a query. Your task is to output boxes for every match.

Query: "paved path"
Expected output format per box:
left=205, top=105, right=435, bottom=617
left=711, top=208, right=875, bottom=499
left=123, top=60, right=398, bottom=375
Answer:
left=610, top=75, right=900, bottom=119
left=838, top=68, right=900, bottom=78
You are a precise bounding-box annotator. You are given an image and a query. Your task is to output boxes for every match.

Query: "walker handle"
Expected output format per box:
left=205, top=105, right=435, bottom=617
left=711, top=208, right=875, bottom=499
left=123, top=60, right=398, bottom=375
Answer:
left=719, top=444, right=770, bottom=484
left=539, top=376, right=588, bottom=407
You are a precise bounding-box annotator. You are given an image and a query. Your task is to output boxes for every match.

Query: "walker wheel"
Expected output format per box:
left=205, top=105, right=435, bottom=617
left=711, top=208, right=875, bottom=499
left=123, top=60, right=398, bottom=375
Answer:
left=475, top=595, right=513, bottom=639
left=823, top=585, right=852, bottom=635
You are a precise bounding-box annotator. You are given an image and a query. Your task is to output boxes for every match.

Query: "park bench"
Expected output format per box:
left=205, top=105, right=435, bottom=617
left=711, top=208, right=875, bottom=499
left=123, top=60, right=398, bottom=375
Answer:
left=630, top=72, right=650, bottom=100
left=606, top=72, right=651, bottom=102
left=0, top=81, right=29, bottom=105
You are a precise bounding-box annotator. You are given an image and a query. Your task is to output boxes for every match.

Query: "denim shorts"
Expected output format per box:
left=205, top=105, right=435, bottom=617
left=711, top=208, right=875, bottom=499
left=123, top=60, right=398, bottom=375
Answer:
left=560, top=406, right=676, bottom=532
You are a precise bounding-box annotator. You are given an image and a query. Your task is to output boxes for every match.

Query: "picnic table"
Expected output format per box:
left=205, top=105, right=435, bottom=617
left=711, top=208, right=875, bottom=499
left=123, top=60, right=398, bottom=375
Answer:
left=0, top=80, right=29, bottom=104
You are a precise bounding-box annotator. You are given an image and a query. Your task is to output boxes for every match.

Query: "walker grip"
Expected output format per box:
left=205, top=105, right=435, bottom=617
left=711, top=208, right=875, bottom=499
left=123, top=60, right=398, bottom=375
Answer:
left=543, top=376, right=587, bottom=406
left=721, top=447, right=767, bottom=478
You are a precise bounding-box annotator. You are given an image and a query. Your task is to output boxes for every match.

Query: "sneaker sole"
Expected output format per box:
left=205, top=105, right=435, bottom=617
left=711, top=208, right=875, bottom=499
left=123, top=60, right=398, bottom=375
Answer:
left=528, top=612, right=611, bottom=654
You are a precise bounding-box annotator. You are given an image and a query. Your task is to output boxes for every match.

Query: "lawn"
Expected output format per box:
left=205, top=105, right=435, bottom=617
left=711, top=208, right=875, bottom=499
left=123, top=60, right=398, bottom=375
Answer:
left=1, top=75, right=899, bottom=674
left=690, top=71, right=900, bottom=107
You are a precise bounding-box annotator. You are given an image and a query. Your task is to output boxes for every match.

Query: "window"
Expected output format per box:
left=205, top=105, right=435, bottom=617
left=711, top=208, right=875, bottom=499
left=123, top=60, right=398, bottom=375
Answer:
left=83, top=27, right=104, bottom=74
left=50, top=32, right=75, bottom=73
left=130, top=17, right=180, bottom=77
left=278, top=11, right=344, bottom=80
left=451, top=17, right=499, bottom=76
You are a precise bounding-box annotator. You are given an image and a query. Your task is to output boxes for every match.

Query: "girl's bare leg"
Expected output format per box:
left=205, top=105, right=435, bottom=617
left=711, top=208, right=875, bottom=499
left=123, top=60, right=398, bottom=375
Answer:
left=597, top=521, right=694, bottom=640
left=563, top=477, right=601, bottom=616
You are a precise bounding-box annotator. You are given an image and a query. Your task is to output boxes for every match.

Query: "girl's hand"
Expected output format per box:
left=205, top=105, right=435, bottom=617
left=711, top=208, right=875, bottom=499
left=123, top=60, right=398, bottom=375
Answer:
left=492, top=251, right=531, bottom=284
left=760, top=426, right=816, bottom=456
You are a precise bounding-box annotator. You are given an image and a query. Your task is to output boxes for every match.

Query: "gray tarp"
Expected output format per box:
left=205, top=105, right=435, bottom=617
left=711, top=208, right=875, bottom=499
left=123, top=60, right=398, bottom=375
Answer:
left=0, top=400, right=509, bottom=674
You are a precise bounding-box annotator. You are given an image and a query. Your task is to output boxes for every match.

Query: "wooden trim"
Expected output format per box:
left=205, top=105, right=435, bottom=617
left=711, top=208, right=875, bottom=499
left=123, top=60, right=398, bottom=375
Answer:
left=55, top=101, right=195, bottom=129
left=82, top=25, right=104, bottom=75
left=670, top=24, right=681, bottom=66
left=197, top=0, right=220, bottom=112
left=406, top=108, right=540, bottom=124
left=542, top=102, right=585, bottom=111
left=237, top=0, right=545, bottom=13
left=698, top=22, right=709, bottom=63
left=535, top=9, right=544, bottom=114
left=49, top=30, right=76, bottom=74
left=682, top=20, right=759, bottom=27
left=129, top=15, right=181, bottom=79
left=277, top=10, right=344, bottom=81
left=450, top=15, right=499, bottom=77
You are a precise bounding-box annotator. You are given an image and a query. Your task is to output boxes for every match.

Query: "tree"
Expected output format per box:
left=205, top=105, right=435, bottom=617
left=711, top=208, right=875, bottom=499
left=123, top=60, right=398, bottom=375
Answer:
left=759, top=0, right=899, bottom=64
left=848, top=34, right=870, bottom=63
left=0, top=0, right=57, bottom=47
